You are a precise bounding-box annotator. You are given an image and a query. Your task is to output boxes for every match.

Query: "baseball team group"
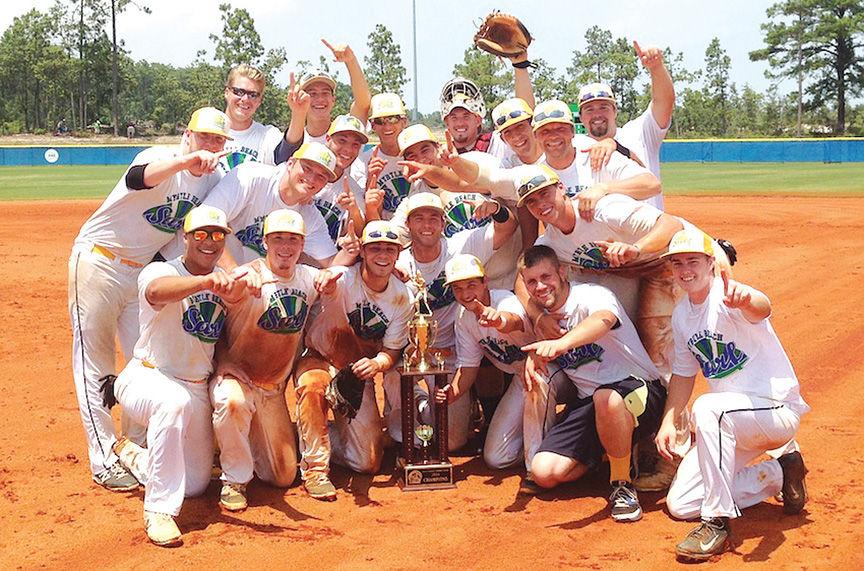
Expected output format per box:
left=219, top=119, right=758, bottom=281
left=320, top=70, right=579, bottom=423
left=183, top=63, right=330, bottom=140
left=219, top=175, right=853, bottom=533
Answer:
left=65, top=26, right=810, bottom=561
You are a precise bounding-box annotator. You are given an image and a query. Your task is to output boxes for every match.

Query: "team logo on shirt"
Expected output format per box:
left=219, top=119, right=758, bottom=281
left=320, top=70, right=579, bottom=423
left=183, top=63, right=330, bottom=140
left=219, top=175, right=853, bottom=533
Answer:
left=688, top=331, right=749, bottom=379
left=182, top=293, right=227, bottom=343
left=347, top=301, right=390, bottom=340
left=142, top=196, right=200, bottom=233
left=564, top=184, right=588, bottom=198
left=444, top=194, right=491, bottom=238
left=571, top=243, right=609, bottom=270
left=379, top=171, right=411, bottom=213
left=479, top=337, right=526, bottom=365
left=257, top=288, right=310, bottom=334
left=427, top=271, right=456, bottom=311
left=314, top=198, right=343, bottom=242
left=219, top=149, right=256, bottom=174
left=235, top=220, right=266, bottom=257
left=555, top=343, right=605, bottom=370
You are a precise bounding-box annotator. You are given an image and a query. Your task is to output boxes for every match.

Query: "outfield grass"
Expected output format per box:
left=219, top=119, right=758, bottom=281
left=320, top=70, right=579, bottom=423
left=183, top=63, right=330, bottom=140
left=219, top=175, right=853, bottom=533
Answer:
left=0, top=162, right=862, bottom=201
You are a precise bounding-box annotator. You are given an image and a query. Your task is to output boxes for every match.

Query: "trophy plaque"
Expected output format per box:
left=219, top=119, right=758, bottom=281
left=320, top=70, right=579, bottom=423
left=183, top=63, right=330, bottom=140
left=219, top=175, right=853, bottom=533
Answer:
left=397, top=272, right=456, bottom=491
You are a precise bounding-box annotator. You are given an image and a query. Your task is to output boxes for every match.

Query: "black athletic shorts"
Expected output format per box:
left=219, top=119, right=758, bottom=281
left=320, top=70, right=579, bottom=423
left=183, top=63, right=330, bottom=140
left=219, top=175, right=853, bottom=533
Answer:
left=536, top=377, right=666, bottom=469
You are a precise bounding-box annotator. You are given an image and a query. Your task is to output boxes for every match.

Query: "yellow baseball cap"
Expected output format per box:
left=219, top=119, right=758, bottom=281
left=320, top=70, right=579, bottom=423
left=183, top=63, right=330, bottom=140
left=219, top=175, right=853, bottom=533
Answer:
left=492, top=98, right=533, bottom=132
left=405, top=192, right=445, bottom=216
left=514, top=164, right=561, bottom=206
left=263, top=209, right=306, bottom=237
left=531, top=100, right=574, bottom=131
left=444, top=254, right=486, bottom=285
left=661, top=229, right=715, bottom=258
left=327, top=114, right=369, bottom=143
left=369, top=93, right=407, bottom=120
left=361, top=220, right=402, bottom=246
left=183, top=205, right=231, bottom=234
left=292, top=141, right=338, bottom=182
left=300, top=71, right=336, bottom=91
left=398, top=124, right=437, bottom=155
left=578, top=82, right=617, bottom=107
left=187, top=107, right=233, bottom=139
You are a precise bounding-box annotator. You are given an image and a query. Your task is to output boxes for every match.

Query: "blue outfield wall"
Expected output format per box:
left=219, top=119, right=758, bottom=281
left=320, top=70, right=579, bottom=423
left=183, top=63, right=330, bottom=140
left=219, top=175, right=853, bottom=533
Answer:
left=1, top=138, right=862, bottom=166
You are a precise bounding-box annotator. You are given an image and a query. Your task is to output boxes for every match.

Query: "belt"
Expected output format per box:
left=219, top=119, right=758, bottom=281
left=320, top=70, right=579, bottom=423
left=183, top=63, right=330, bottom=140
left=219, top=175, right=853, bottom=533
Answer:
left=91, top=245, right=144, bottom=268
left=141, top=359, right=207, bottom=384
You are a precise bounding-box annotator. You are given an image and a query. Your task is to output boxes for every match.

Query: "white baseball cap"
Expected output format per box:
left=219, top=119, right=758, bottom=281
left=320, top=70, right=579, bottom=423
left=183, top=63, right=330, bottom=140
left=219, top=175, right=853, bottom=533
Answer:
left=513, top=164, right=561, bottom=206
left=405, top=192, right=445, bottom=216
left=444, top=254, right=486, bottom=285
left=578, top=83, right=617, bottom=107
left=263, top=209, right=306, bottom=237
left=187, top=107, right=233, bottom=140
left=369, top=93, right=407, bottom=120
left=361, top=220, right=402, bottom=246
left=492, top=98, right=533, bottom=132
left=327, top=114, right=368, bottom=143
left=183, top=205, right=231, bottom=234
left=292, top=141, right=338, bottom=182
left=531, top=100, right=574, bottom=131
left=398, top=124, right=437, bottom=155
left=661, top=229, right=715, bottom=258
left=300, top=71, right=336, bottom=91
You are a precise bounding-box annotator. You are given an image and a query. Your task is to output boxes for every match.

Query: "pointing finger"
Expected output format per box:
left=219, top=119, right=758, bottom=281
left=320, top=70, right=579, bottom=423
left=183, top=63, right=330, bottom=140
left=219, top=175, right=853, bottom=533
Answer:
left=721, top=270, right=730, bottom=296
left=633, top=40, right=643, bottom=57
left=321, top=38, right=335, bottom=51
left=346, top=219, right=357, bottom=238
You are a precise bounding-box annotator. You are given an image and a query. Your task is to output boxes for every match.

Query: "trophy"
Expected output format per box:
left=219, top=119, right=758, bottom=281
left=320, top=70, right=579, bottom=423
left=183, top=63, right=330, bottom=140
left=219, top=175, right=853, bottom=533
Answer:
left=397, top=272, right=455, bottom=491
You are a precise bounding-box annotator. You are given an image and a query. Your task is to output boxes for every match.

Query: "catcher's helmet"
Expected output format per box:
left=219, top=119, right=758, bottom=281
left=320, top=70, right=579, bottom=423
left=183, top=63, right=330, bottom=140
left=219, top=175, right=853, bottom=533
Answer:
left=440, top=77, right=486, bottom=120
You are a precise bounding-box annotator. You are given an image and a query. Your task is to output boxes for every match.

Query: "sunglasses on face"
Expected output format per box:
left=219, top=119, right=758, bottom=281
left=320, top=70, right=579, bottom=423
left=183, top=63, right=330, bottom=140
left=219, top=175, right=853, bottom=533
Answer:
left=372, top=116, right=403, bottom=126
left=533, top=109, right=568, bottom=124
left=580, top=90, right=614, bottom=103
left=367, top=230, right=400, bottom=240
left=495, top=109, right=530, bottom=127
left=227, top=86, right=261, bottom=100
left=191, top=229, right=226, bottom=242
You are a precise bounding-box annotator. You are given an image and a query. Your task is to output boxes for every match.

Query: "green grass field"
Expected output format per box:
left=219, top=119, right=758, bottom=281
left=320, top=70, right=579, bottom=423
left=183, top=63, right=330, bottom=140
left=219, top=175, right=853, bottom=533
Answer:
left=0, top=162, right=862, bottom=201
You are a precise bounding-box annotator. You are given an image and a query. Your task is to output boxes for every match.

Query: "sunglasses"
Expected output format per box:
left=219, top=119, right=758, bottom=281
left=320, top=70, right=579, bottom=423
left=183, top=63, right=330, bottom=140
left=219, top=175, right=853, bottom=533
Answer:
left=367, top=229, right=400, bottom=241
left=518, top=175, right=553, bottom=197
left=191, top=229, right=226, bottom=242
left=226, top=86, right=261, bottom=100
left=495, top=109, right=530, bottom=127
left=533, top=109, right=569, bottom=124
left=580, top=90, right=614, bottom=103
left=372, top=116, right=404, bottom=126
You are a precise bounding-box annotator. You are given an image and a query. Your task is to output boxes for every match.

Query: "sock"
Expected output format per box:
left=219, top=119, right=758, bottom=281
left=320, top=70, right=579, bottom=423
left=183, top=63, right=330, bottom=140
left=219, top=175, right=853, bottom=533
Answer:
left=609, top=452, right=632, bottom=484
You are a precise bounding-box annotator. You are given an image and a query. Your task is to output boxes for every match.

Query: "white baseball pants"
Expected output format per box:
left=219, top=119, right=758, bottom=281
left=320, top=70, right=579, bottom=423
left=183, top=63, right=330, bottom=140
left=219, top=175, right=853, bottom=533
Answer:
left=522, top=364, right=576, bottom=471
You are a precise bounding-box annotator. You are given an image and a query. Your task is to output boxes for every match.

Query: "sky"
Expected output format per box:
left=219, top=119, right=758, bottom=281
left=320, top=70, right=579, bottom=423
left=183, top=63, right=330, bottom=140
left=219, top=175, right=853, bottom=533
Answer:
left=5, top=0, right=793, bottom=114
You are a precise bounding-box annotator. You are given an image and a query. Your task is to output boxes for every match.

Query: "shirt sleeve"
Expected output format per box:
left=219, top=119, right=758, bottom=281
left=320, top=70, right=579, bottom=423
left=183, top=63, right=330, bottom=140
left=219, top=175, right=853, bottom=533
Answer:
left=497, top=294, right=532, bottom=332
left=459, top=224, right=495, bottom=263
left=455, top=310, right=484, bottom=368
left=382, top=283, right=413, bottom=351
left=137, top=261, right=177, bottom=311
left=475, top=162, right=520, bottom=202
left=202, top=167, right=248, bottom=222
left=302, top=207, right=339, bottom=262
left=595, top=194, right=662, bottom=238
left=580, top=283, right=623, bottom=322
left=671, top=306, right=700, bottom=377
left=601, top=150, right=652, bottom=182
left=259, top=125, right=286, bottom=166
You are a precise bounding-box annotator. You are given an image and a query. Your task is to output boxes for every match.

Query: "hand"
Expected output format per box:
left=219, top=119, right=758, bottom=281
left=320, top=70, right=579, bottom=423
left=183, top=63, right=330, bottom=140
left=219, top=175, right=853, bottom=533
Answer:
left=314, top=268, right=340, bottom=294
left=434, top=383, right=457, bottom=404
left=655, top=419, right=678, bottom=461
left=321, top=38, right=356, bottom=64
left=206, top=270, right=238, bottom=296
left=582, top=138, right=616, bottom=172
left=464, top=299, right=504, bottom=329
left=522, top=353, right=549, bottom=393
left=351, top=357, right=380, bottom=381
left=398, top=160, right=437, bottom=183
left=576, top=184, right=608, bottom=222
left=231, top=265, right=266, bottom=298
left=336, top=220, right=361, bottom=257
left=392, top=265, right=411, bottom=282
left=365, top=147, right=386, bottom=191
left=634, top=40, right=664, bottom=74
left=286, top=71, right=311, bottom=115
left=471, top=198, right=501, bottom=221
left=533, top=311, right=566, bottom=340
left=722, top=273, right=752, bottom=309
left=438, top=130, right=459, bottom=167
left=336, top=178, right=358, bottom=212
left=596, top=240, right=640, bottom=267
left=183, top=149, right=229, bottom=174
left=522, top=338, right=568, bottom=361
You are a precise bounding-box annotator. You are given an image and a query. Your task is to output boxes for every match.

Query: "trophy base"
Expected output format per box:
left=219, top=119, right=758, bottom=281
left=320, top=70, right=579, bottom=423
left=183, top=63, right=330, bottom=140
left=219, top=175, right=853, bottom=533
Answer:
left=397, top=457, right=456, bottom=491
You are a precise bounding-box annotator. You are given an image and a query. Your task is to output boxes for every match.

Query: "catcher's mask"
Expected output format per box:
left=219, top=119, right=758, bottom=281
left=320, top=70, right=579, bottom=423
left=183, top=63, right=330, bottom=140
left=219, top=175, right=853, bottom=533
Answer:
left=440, top=77, right=486, bottom=120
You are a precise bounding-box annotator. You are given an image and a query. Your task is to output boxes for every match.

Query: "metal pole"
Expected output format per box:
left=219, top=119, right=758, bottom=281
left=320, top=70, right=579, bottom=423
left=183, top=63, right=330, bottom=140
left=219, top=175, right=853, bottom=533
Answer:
left=412, top=0, right=419, bottom=120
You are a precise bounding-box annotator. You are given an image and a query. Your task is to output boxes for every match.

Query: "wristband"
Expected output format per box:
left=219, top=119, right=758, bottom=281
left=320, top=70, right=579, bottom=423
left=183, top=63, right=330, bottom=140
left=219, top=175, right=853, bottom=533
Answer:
left=512, top=60, right=536, bottom=69
left=491, top=203, right=510, bottom=223
left=615, top=140, right=632, bottom=159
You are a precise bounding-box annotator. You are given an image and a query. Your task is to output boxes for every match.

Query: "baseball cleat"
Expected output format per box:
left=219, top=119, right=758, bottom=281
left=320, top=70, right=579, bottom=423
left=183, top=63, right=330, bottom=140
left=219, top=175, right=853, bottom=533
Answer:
left=675, top=517, right=730, bottom=561
left=518, top=474, right=543, bottom=495
left=93, top=460, right=139, bottom=492
left=144, top=511, right=183, bottom=547
left=220, top=482, right=248, bottom=512
left=777, top=451, right=808, bottom=514
left=304, top=474, right=337, bottom=501
left=609, top=481, right=642, bottom=522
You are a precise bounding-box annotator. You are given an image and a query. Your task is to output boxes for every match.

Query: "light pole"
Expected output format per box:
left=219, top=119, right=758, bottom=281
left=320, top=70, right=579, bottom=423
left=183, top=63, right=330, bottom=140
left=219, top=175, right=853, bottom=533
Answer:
left=412, top=0, right=419, bottom=120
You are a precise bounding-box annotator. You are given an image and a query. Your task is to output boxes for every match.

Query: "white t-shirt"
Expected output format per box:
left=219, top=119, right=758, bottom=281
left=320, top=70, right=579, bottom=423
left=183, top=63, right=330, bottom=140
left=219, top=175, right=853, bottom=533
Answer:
left=221, top=121, right=284, bottom=172
left=134, top=258, right=227, bottom=381
left=455, top=290, right=534, bottom=375
left=216, top=259, right=319, bottom=391
left=617, top=105, right=668, bottom=210
left=203, top=161, right=336, bottom=265
left=671, top=277, right=810, bottom=414
left=396, top=225, right=495, bottom=349
left=306, top=265, right=414, bottom=370
left=303, top=129, right=327, bottom=145
left=536, top=194, right=663, bottom=274
left=350, top=145, right=411, bottom=219
left=75, top=146, right=223, bottom=265
left=312, top=171, right=365, bottom=245
left=553, top=282, right=660, bottom=397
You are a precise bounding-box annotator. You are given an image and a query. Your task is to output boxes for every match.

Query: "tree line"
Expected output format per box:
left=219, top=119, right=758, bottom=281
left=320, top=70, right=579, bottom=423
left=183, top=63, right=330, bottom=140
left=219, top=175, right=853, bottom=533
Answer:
left=1, top=0, right=862, bottom=138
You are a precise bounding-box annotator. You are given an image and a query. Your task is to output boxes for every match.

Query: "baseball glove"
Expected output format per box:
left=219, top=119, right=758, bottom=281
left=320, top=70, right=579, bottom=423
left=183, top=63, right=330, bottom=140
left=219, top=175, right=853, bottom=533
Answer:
left=100, top=375, right=118, bottom=408
left=325, top=364, right=365, bottom=420
left=473, top=11, right=532, bottom=58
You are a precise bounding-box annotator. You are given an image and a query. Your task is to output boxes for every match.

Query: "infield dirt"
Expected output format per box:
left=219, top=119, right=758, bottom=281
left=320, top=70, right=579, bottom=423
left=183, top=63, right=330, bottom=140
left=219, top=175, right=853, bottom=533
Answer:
left=1, top=196, right=862, bottom=569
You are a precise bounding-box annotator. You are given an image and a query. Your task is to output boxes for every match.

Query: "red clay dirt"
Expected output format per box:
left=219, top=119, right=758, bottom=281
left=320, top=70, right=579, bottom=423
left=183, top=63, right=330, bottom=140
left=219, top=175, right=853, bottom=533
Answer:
left=1, top=196, right=862, bottom=569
